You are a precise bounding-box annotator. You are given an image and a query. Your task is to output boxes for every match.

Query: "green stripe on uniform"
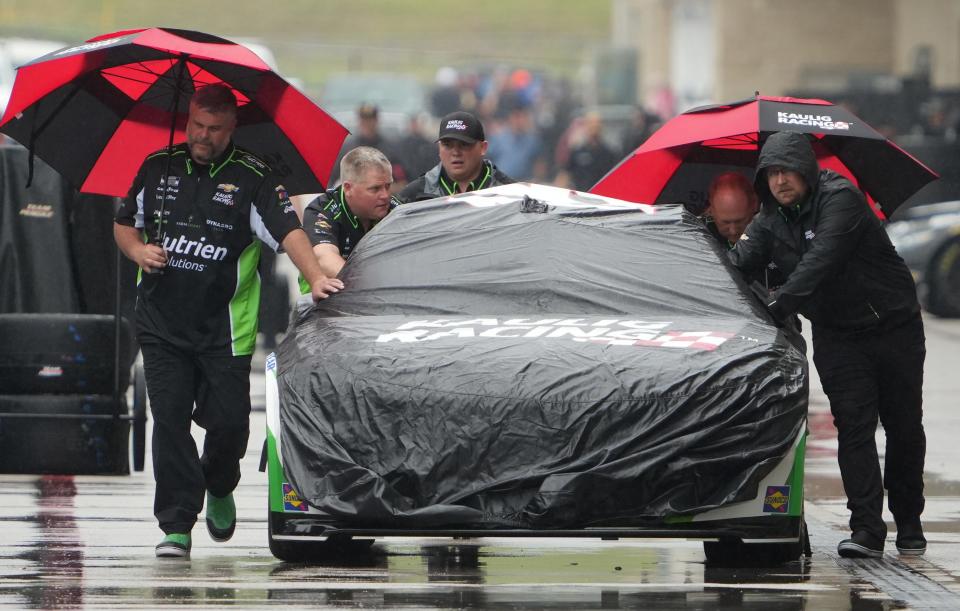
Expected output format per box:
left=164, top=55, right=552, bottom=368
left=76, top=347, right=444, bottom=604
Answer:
left=229, top=241, right=263, bottom=356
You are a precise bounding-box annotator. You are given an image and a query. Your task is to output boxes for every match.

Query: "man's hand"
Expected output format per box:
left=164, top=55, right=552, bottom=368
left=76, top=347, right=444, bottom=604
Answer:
left=282, top=228, right=347, bottom=303
left=115, top=223, right=167, bottom=272
left=137, top=242, right=168, bottom=273
left=310, top=276, right=344, bottom=303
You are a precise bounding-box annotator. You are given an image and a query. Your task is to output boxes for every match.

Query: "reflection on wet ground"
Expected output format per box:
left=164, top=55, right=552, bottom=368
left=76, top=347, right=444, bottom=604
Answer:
left=1, top=414, right=959, bottom=610
left=1, top=317, right=959, bottom=608
left=15, top=476, right=84, bottom=610
left=1, top=480, right=953, bottom=611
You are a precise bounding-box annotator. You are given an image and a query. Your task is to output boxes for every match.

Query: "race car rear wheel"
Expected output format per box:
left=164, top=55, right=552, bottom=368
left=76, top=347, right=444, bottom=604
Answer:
left=927, top=239, right=960, bottom=318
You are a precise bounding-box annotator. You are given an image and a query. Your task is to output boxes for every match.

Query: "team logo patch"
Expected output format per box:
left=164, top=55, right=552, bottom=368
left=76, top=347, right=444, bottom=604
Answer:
left=283, top=483, right=309, bottom=512
left=777, top=112, right=851, bottom=131
left=763, top=485, right=790, bottom=513
left=212, top=192, right=234, bottom=206
left=212, top=183, right=237, bottom=206
left=314, top=219, right=331, bottom=230
left=19, top=203, right=54, bottom=219
left=54, top=35, right=127, bottom=57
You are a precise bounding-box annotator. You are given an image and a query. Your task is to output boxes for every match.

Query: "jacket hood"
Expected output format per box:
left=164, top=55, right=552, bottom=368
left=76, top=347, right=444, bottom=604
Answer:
left=754, top=132, right=820, bottom=206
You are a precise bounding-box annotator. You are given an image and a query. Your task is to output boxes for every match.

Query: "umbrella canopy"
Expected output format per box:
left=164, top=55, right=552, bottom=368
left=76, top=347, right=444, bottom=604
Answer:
left=591, top=95, right=938, bottom=219
left=0, top=28, right=348, bottom=197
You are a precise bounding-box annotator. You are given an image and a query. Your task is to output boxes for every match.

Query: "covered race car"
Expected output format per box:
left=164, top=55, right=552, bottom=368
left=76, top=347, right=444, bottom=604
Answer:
left=262, top=183, right=808, bottom=565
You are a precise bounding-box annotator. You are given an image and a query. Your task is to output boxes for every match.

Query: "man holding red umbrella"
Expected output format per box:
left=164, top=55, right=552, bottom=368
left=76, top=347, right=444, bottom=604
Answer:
left=729, top=131, right=927, bottom=560
left=114, top=84, right=342, bottom=559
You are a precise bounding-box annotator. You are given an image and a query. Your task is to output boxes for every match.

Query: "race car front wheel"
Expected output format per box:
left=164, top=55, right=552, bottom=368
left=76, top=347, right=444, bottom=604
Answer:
left=703, top=517, right=808, bottom=567
left=268, top=505, right=375, bottom=562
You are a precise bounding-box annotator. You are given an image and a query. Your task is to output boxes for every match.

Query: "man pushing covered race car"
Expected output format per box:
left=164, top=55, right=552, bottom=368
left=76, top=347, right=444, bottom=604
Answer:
left=262, top=182, right=809, bottom=566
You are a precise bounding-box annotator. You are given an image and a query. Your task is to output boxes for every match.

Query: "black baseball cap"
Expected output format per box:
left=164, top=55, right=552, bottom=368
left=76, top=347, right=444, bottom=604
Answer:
left=437, top=111, right=485, bottom=143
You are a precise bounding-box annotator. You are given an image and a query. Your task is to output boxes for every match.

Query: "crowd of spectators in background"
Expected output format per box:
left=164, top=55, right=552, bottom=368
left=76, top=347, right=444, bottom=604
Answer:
left=327, top=64, right=960, bottom=197
left=329, top=64, right=667, bottom=194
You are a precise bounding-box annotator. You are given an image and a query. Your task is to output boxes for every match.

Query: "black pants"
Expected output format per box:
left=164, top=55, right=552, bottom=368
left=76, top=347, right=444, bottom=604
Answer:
left=141, top=341, right=252, bottom=534
left=812, top=315, right=926, bottom=541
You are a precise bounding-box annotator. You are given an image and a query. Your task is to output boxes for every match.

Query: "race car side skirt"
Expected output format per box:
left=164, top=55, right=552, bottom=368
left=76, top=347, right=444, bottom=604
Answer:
left=267, top=512, right=802, bottom=543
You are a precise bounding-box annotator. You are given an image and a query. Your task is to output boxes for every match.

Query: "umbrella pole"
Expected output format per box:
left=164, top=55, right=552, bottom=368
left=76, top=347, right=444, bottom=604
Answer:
left=113, top=229, right=122, bottom=417
left=154, top=54, right=189, bottom=246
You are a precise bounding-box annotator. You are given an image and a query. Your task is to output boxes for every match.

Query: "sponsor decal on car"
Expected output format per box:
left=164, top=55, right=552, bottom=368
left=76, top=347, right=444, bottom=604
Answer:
left=375, top=318, right=735, bottom=351
left=37, top=365, right=63, bottom=378
left=282, top=483, right=309, bottom=512
left=763, top=485, right=790, bottom=513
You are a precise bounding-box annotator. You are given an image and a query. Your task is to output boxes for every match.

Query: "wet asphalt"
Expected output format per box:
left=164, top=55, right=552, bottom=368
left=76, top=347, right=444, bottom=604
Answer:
left=1, top=314, right=959, bottom=609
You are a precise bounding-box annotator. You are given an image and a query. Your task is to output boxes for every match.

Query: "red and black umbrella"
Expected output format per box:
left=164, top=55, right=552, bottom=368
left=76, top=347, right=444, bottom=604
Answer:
left=591, top=95, right=938, bottom=219
left=0, top=28, right=348, bottom=196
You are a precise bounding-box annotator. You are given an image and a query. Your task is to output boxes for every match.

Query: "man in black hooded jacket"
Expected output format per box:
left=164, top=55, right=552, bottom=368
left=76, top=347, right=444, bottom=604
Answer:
left=730, top=131, right=927, bottom=559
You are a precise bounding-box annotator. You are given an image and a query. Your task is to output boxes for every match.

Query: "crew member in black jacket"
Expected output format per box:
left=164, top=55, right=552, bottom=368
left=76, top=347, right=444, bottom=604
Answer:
left=730, top=131, right=927, bottom=559
left=397, top=111, right=513, bottom=203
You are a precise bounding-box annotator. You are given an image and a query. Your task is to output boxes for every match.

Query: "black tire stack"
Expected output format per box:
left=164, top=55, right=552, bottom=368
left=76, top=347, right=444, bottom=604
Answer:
left=0, top=313, right=145, bottom=474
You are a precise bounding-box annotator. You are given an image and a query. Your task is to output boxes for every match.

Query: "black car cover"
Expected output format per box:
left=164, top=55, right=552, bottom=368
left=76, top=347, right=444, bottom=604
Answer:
left=277, top=184, right=807, bottom=530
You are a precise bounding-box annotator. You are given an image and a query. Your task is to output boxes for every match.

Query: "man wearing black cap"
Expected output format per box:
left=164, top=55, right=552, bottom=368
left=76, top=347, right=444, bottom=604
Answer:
left=729, top=131, right=927, bottom=560
left=329, top=104, right=400, bottom=186
left=397, top=111, right=514, bottom=203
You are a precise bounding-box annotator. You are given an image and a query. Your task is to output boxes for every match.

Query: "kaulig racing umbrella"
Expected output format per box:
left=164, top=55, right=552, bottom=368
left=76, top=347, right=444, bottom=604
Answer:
left=0, top=27, right=348, bottom=197
left=591, top=95, right=938, bottom=218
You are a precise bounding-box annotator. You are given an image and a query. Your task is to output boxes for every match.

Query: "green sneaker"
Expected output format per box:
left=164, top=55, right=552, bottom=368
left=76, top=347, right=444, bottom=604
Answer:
left=155, top=533, right=191, bottom=558
left=206, top=491, right=236, bottom=542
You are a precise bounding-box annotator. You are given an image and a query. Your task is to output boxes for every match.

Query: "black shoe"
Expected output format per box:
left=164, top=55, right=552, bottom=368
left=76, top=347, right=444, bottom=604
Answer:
left=896, top=520, right=927, bottom=556
left=838, top=531, right=884, bottom=558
